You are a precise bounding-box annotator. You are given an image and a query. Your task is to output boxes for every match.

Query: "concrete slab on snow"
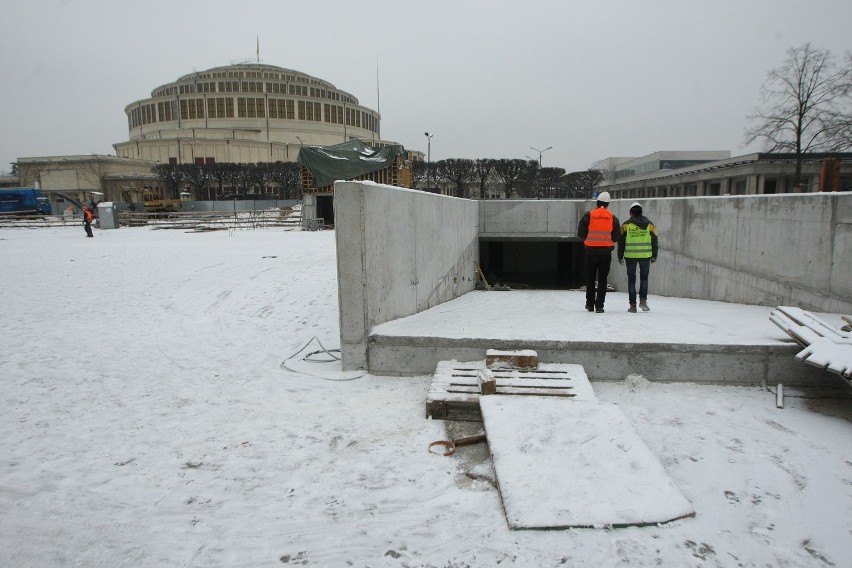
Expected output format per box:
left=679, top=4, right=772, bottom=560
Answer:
left=480, top=396, right=695, bottom=529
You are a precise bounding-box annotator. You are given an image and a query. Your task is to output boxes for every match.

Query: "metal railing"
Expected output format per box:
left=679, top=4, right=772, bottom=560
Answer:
left=0, top=208, right=303, bottom=231
left=302, top=218, right=325, bottom=231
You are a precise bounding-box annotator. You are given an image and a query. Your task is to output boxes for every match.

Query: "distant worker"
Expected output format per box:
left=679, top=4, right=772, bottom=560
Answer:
left=618, top=202, right=658, bottom=312
left=82, top=205, right=94, bottom=238
left=577, top=191, right=620, bottom=313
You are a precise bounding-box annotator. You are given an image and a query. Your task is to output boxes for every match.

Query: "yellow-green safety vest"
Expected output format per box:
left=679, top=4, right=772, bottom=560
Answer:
left=624, top=223, right=652, bottom=259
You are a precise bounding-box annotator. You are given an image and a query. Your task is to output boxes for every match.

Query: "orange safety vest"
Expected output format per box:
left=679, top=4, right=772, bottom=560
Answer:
left=584, top=208, right=614, bottom=247
left=84, top=209, right=93, bottom=222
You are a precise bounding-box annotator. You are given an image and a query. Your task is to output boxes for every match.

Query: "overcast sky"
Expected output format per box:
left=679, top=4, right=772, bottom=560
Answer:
left=1, top=0, right=850, bottom=175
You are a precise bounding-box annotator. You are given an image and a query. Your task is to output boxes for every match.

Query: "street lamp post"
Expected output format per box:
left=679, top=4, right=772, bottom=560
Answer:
left=530, top=145, right=552, bottom=168
left=424, top=132, right=433, bottom=163
left=424, top=132, right=434, bottom=189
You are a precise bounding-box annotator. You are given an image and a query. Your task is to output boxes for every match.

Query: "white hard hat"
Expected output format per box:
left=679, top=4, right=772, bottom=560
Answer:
left=630, top=202, right=642, bottom=211
left=597, top=191, right=611, bottom=203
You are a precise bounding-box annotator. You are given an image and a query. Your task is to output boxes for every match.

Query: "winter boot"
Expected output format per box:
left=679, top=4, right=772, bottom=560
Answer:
left=639, top=298, right=649, bottom=312
left=628, top=303, right=637, bottom=313
left=585, top=302, right=594, bottom=312
left=595, top=306, right=605, bottom=313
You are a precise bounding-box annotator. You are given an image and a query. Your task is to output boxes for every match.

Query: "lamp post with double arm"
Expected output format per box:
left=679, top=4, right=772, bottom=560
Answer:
left=530, top=145, right=552, bottom=168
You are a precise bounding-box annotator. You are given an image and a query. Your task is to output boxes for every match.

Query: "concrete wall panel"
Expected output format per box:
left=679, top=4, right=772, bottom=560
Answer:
left=735, top=196, right=834, bottom=290
left=832, top=222, right=852, bottom=299
left=544, top=201, right=582, bottom=234
left=336, top=182, right=478, bottom=369
left=479, top=200, right=588, bottom=237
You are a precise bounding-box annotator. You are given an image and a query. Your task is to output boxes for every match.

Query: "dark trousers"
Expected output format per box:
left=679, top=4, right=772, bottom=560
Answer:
left=585, top=253, right=611, bottom=308
left=84, top=221, right=93, bottom=237
left=626, top=258, right=651, bottom=304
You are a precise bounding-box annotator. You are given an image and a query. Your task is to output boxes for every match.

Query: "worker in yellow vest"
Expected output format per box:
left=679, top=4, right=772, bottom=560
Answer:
left=618, top=202, right=658, bottom=312
left=577, top=191, right=621, bottom=313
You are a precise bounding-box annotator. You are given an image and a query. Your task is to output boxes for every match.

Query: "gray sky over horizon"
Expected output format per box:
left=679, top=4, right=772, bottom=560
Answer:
left=1, top=0, right=850, bottom=176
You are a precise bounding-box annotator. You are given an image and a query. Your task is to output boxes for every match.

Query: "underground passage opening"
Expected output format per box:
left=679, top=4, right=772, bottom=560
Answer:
left=317, top=195, right=335, bottom=226
left=478, top=239, right=587, bottom=290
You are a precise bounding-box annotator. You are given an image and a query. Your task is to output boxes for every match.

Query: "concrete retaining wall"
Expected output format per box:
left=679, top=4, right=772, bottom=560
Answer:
left=634, top=193, right=852, bottom=313
left=335, top=182, right=479, bottom=369
left=336, top=189, right=850, bottom=372
left=479, top=193, right=852, bottom=313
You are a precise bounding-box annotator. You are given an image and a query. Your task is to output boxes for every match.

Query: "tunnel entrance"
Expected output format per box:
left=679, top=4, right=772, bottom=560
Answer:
left=317, top=195, right=335, bottom=226
left=479, top=239, right=586, bottom=290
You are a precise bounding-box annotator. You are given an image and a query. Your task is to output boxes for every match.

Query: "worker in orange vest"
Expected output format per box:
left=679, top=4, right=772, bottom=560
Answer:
left=82, top=205, right=94, bottom=238
left=577, top=191, right=620, bottom=313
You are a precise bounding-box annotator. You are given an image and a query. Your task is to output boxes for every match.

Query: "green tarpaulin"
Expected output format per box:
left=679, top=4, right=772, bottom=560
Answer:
left=297, top=139, right=406, bottom=189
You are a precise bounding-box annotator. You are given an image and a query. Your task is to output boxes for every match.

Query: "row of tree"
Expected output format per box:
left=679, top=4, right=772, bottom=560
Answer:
left=412, top=158, right=602, bottom=199
left=154, top=161, right=303, bottom=201
left=154, top=158, right=603, bottom=201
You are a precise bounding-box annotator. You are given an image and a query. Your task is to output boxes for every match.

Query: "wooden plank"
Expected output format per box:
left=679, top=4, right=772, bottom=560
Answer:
left=796, top=337, right=852, bottom=379
left=477, top=369, right=497, bottom=395
left=452, top=368, right=578, bottom=376
left=771, top=308, right=852, bottom=381
left=776, top=306, right=851, bottom=340
left=485, top=348, right=538, bottom=369
left=438, top=377, right=578, bottom=388
left=770, top=311, right=821, bottom=347
left=425, top=399, right=447, bottom=419
left=447, top=383, right=575, bottom=391
left=441, top=386, right=576, bottom=397
left=441, top=401, right=486, bottom=422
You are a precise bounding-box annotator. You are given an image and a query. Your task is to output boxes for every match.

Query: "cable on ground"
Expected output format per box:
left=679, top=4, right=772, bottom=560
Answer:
left=280, top=336, right=363, bottom=381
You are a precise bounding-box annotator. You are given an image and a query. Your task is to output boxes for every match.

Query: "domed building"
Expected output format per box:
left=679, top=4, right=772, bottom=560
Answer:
left=113, top=63, right=388, bottom=165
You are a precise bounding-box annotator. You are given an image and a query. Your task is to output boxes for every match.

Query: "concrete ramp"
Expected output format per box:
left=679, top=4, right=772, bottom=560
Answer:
left=479, top=396, right=694, bottom=529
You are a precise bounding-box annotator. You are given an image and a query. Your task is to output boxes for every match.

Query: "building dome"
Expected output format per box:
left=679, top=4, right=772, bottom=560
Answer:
left=113, top=63, right=387, bottom=165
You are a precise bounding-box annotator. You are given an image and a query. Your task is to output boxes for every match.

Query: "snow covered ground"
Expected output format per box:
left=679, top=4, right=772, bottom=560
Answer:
left=1, top=224, right=851, bottom=567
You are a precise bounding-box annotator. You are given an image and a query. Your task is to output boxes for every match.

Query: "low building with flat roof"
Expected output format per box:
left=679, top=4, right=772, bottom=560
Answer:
left=594, top=151, right=851, bottom=198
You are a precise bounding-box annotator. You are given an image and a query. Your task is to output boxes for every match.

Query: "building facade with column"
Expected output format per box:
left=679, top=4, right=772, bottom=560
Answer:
left=113, top=63, right=391, bottom=166
left=594, top=151, right=852, bottom=198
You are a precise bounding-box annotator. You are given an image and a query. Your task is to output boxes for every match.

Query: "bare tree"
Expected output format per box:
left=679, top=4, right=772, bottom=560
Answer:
left=207, top=162, right=239, bottom=200
left=231, top=163, right=265, bottom=196
left=473, top=158, right=496, bottom=199
left=563, top=169, right=604, bottom=199
left=515, top=160, right=541, bottom=198
left=494, top=159, right=537, bottom=199
left=267, top=161, right=302, bottom=199
left=411, top=160, right=441, bottom=192
left=438, top=159, right=475, bottom=198
left=154, top=163, right=183, bottom=200
left=531, top=167, right=566, bottom=199
left=181, top=163, right=212, bottom=200
left=745, top=43, right=852, bottom=188
left=410, top=160, right=429, bottom=190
